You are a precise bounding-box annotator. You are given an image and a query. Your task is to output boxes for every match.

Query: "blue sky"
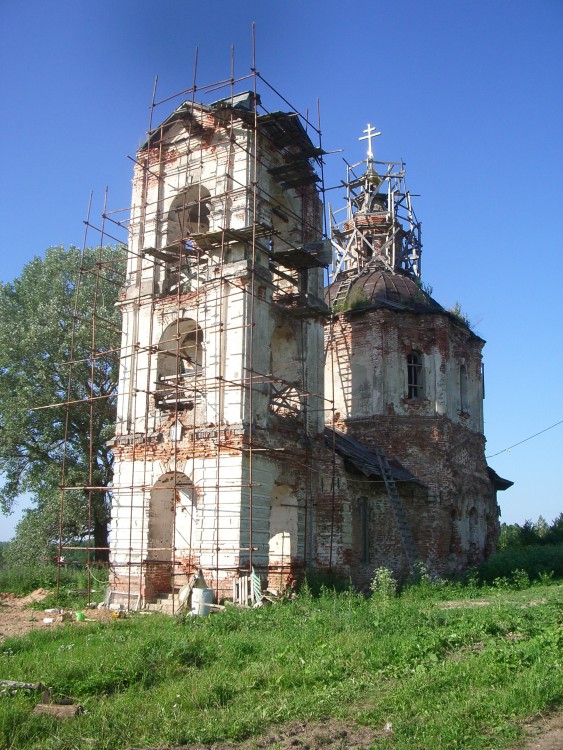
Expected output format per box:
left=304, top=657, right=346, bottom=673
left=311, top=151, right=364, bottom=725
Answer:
left=1, top=0, right=562, bottom=541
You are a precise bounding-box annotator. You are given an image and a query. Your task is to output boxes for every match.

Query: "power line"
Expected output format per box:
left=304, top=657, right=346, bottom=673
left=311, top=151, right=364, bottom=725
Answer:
left=486, top=419, right=563, bottom=459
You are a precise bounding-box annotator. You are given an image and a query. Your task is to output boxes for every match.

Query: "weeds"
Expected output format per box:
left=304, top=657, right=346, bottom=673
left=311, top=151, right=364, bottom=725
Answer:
left=369, top=567, right=397, bottom=601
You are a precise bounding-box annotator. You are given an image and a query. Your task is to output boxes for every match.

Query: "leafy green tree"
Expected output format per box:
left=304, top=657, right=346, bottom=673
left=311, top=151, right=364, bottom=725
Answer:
left=546, top=513, right=563, bottom=544
left=0, top=245, right=125, bottom=563
left=534, top=515, right=549, bottom=540
left=498, top=522, right=524, bottom=549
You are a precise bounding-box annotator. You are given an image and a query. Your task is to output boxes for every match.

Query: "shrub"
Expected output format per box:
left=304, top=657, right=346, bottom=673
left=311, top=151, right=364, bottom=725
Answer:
left=477, top=543, right=563, bottom=583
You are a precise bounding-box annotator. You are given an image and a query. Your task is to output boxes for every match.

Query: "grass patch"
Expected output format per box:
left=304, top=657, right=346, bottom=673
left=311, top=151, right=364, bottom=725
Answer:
left=0, top=580, right=561, bottom=750
left=0, top=564, right=108, bottom=609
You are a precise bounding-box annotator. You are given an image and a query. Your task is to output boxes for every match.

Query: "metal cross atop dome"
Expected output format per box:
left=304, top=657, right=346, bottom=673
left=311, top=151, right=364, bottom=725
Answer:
left=329, top=122, right=422, bottom=283
left=359, top=123, right=381, bottom=161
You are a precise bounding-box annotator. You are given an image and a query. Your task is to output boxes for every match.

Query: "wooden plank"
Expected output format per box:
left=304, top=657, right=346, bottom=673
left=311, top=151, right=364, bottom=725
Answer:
left=33, top=704, right=82, bottom=719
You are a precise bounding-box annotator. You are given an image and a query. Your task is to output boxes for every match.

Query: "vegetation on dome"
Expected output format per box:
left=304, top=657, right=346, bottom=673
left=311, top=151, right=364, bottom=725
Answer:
left=448, top=301, right=473, bottom=328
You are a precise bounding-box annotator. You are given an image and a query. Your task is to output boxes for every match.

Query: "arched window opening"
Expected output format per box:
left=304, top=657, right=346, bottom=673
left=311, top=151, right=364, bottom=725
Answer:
left=156, top=319, right=203, bottom=411
left=460, top=364, right=469, bottom=413
left=163, top=186, right=211, bottom=295
left=407, top=351, right=423, bottom=399
left=166, top=185, right=211, bottom=245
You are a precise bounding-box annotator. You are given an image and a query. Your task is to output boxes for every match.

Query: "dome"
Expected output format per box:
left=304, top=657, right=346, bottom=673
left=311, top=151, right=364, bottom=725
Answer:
left=326, top=268, right=443, bottom=314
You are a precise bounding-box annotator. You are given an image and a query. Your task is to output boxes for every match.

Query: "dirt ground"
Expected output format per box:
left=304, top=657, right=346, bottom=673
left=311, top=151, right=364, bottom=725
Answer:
left=1, top=591, right=561, bottom=750
left=137, top=713, right=563, bottom=750
left=0, top=589, right=114, bottom=642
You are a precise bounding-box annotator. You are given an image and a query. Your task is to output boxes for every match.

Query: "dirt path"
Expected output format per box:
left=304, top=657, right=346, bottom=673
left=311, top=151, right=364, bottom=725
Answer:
left=506, top=712, right=563, bottom=750
left=135, top=713, right=563, bottom=750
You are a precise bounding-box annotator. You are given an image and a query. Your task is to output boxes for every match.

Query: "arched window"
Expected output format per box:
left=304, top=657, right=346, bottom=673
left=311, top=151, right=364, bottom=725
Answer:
left=407, top=351, right=423, bottom=399
left=162, top=186, right=211, bottom=295
left=156, top=319, right=203, bottom=411
left=166, top=185, right=211, bottom=245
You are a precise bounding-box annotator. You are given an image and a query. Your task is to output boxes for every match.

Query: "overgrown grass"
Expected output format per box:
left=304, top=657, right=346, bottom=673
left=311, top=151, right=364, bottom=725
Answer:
left=0, top=564, right=107, bottom=609
left=0, top=580, right=561, bottom=750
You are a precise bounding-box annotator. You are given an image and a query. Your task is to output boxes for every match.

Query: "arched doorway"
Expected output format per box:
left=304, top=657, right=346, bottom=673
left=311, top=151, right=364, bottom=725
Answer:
left=145, top=472, right=197, bottom=599
left=268, top=483, right=298, bottom=589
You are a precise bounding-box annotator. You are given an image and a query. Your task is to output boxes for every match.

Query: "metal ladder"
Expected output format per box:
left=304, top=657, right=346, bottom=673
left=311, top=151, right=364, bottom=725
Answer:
left=375, top=448, right=419, bottom=571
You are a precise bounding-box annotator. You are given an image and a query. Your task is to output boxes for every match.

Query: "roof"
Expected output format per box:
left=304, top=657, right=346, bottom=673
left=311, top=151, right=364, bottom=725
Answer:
left=487, top=466, right=514, bottom=492
left=326, top=268, right=443, bottom=314
left=324, top=427, right=422, bottom=485
left=138, top=93, right=324, bottom=183
left=139, top=92, right=260, bottom=151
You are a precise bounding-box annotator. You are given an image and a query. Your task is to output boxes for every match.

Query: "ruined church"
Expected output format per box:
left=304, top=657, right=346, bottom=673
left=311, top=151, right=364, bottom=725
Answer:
left=108, top=88, right=511, bottom=606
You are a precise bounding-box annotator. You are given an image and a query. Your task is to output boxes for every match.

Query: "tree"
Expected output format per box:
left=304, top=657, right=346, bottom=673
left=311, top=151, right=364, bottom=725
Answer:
left=546, top=513, right=563, bottom=545
left=0, top=245, right=125, bottom=563
left=498, top=522, right=524, bottom=550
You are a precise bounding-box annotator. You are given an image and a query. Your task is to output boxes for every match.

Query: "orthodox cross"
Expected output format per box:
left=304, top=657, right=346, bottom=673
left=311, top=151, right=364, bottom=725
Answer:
left=359, top=123, right=381, bottom=161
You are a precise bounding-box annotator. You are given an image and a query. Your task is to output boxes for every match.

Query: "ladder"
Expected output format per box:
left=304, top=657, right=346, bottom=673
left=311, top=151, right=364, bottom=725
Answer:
left=375, top=448, right=419, bottom=571
left=333, top=276, right=353, bottom=308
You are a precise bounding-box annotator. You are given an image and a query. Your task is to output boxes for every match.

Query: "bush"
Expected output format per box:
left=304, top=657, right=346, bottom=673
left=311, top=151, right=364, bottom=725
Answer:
left=477, top=543, right=563, bottom=583
left=301, top=570, right=350, bottom=597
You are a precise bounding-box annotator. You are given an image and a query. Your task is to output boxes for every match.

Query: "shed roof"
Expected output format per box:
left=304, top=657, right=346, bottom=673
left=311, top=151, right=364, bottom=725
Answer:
left=324, top=427, right=422, bottom=486
left=487, top=466, right=514, bottom=492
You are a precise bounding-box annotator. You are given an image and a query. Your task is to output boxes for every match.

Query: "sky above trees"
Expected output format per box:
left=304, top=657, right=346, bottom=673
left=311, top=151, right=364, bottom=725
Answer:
left=0, top=0, right=561, bottom=539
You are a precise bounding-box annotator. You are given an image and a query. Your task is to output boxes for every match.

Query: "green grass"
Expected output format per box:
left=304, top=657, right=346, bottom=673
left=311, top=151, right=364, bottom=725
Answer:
left=0, top=564, right=107, bottom=609
left=0, top=580, right=561, bottom=750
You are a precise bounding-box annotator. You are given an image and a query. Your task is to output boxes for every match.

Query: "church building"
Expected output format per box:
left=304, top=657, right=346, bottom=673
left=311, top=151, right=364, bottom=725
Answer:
left=108, top=90, right=511, bottom=606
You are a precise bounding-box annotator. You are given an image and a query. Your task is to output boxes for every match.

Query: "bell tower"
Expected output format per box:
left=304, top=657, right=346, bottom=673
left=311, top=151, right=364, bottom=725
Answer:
left=109, top=92, right=328, bottom=603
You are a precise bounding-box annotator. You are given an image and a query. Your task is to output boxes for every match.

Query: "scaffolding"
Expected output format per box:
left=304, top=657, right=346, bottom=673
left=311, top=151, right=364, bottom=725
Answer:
left=45, top=43, right=338, bottom=610
left=46, top=41, right=432, bottom=612
left=328, top=151, right=422, bottom=283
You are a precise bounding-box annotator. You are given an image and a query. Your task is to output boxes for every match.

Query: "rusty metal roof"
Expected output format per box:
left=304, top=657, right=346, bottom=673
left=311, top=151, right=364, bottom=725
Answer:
left=487, top=466, right=514, bottom=492
left=324, top=427, right=422, bottom=485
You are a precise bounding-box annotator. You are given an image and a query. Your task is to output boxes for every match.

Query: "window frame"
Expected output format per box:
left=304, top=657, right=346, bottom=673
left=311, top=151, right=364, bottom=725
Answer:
left=407, top=351, right=423, bottom=400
